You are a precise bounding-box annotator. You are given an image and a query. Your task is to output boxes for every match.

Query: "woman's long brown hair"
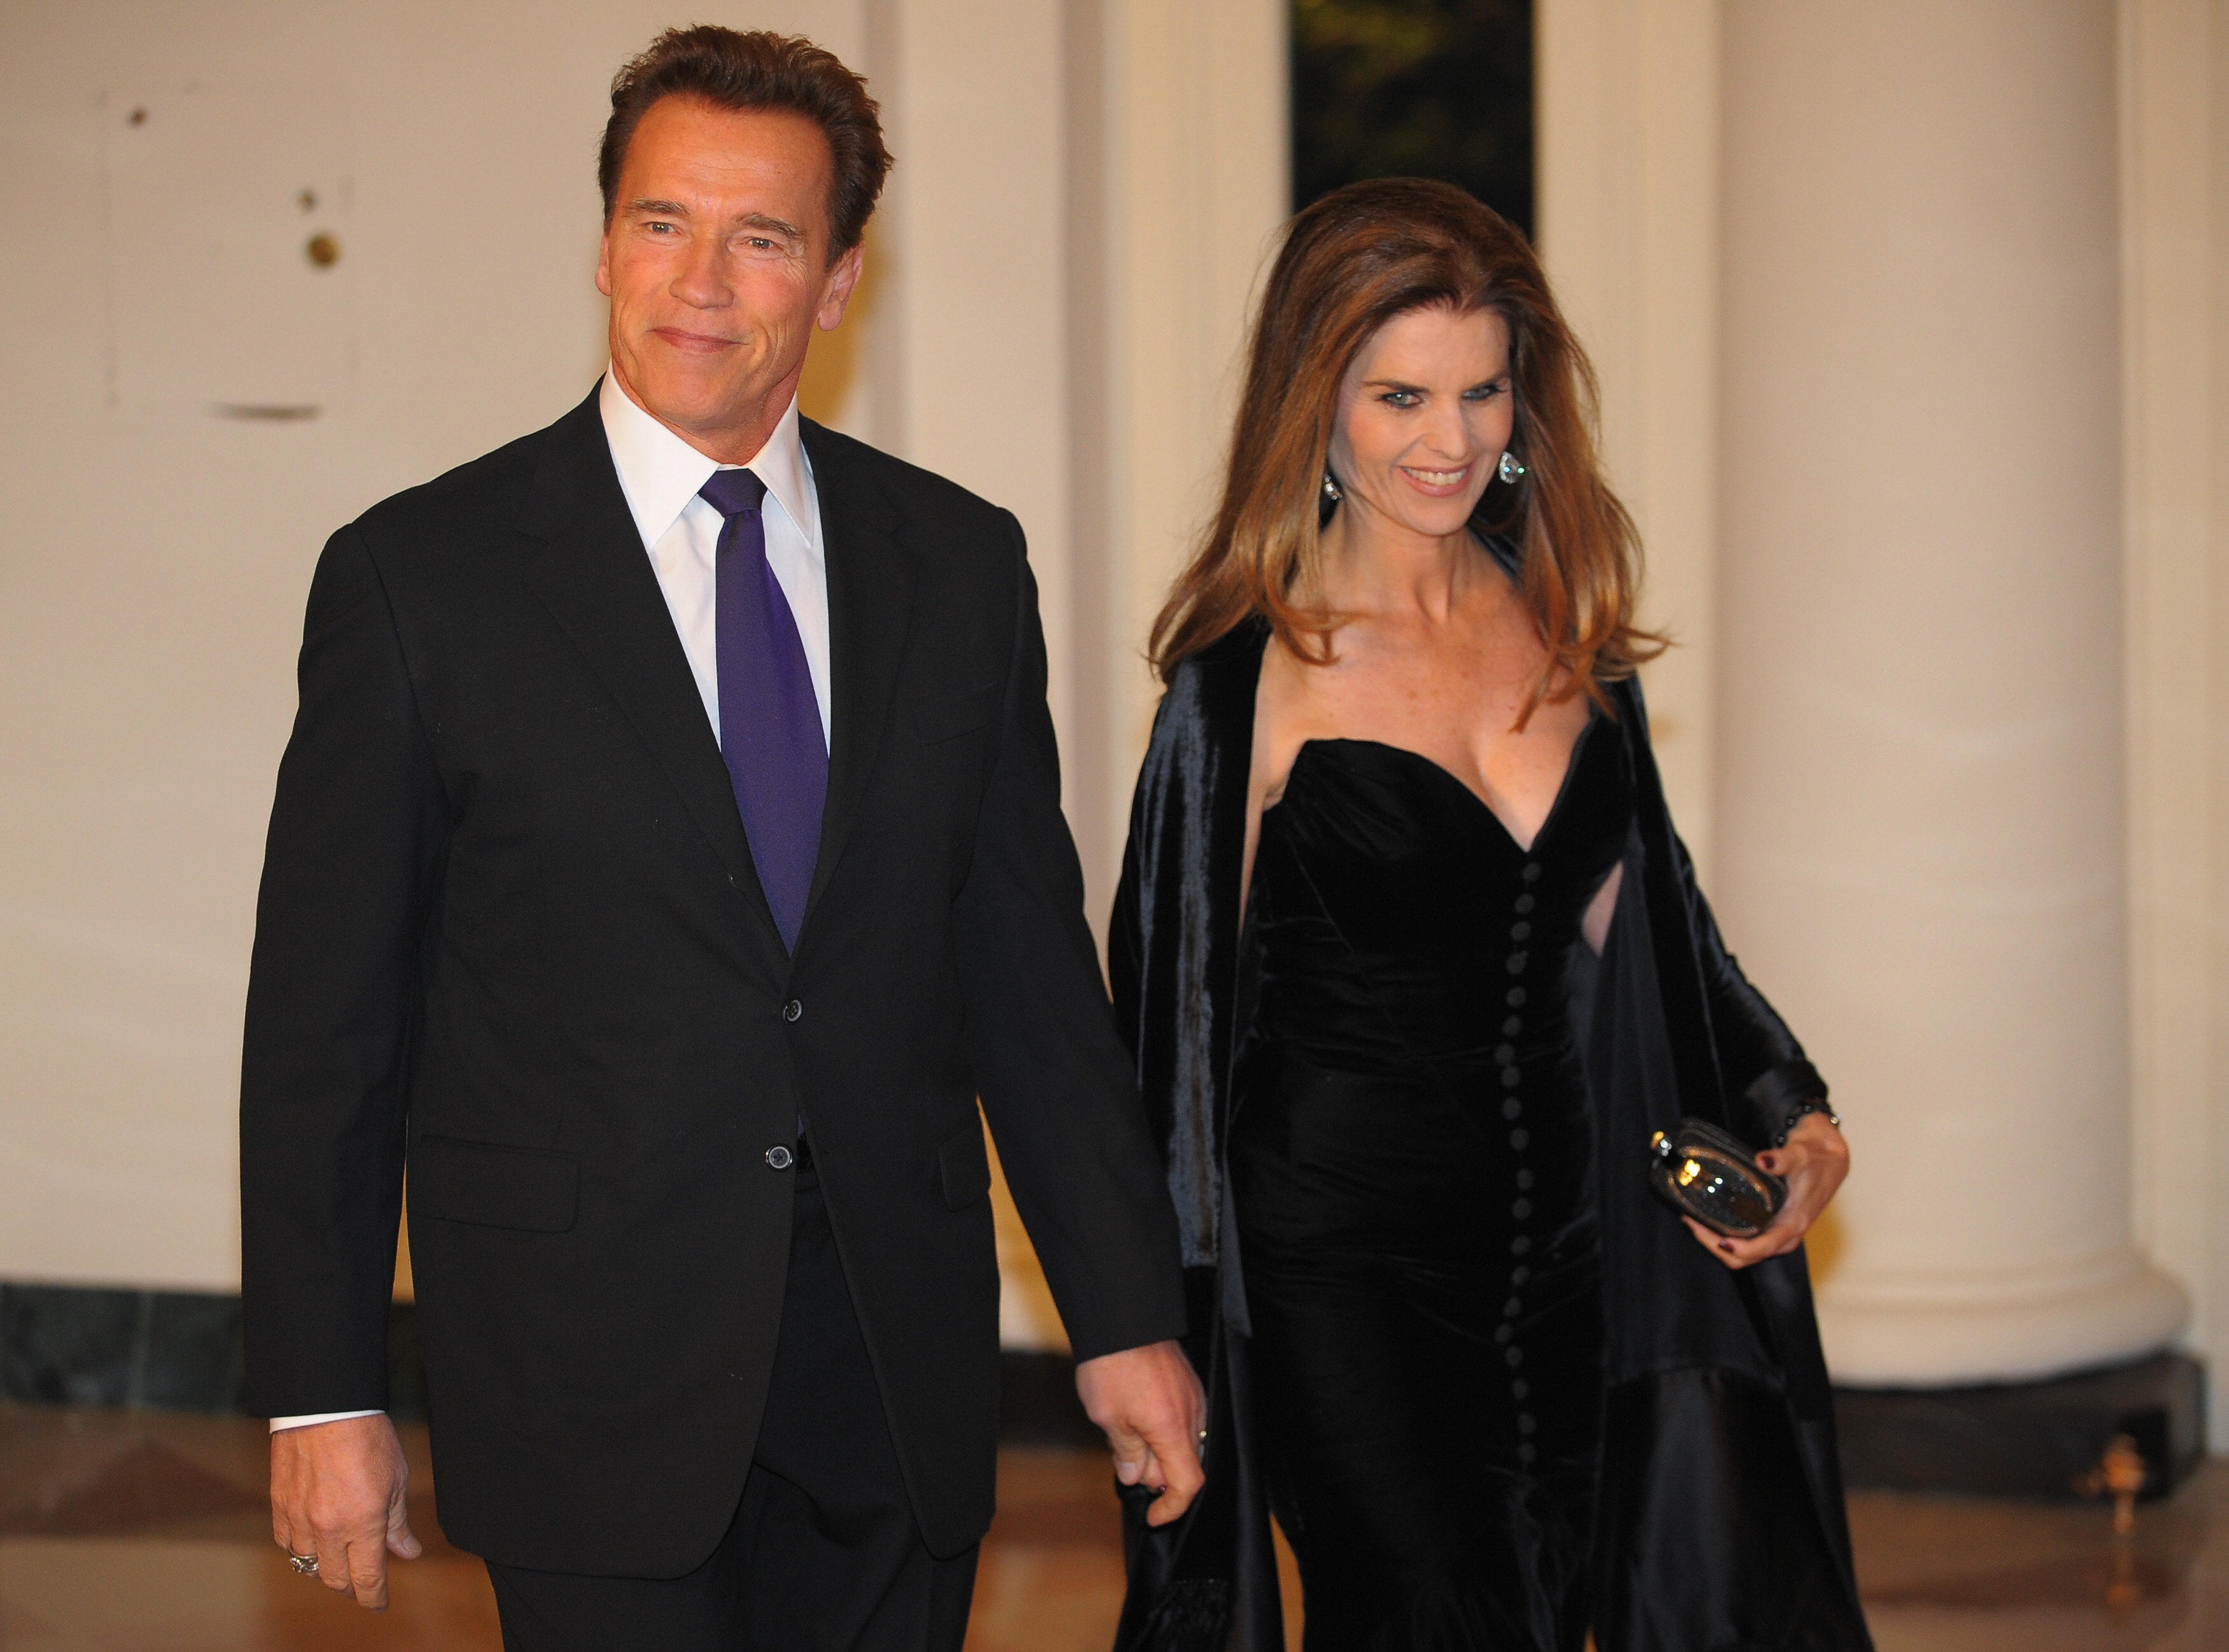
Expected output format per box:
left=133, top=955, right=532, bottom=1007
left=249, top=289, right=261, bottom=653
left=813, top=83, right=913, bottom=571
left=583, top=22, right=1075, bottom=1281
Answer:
left=1150, top=178, right=1663, bottom=716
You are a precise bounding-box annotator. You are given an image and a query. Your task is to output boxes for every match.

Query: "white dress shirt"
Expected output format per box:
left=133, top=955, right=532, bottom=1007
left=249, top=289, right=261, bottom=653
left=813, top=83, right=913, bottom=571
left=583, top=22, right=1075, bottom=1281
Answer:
left=597, top=369, right=833, bottom=744
left=270, top=375, right=832, bottom=1433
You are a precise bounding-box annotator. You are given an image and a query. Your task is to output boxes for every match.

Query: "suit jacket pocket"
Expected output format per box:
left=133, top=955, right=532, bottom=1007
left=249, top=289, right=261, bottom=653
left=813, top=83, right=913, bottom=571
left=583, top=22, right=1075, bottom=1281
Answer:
left=411, top=1135, right=580, bottom=1233
left=915, top=681, right=1000, bottom=745
left=937, top=1122, right=993, bottom=1210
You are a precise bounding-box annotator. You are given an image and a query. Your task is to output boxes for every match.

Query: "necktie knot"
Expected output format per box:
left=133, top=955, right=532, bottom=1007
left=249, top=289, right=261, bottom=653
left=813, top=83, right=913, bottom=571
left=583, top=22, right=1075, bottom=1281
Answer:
left=699, top=467, right=768, bottom=519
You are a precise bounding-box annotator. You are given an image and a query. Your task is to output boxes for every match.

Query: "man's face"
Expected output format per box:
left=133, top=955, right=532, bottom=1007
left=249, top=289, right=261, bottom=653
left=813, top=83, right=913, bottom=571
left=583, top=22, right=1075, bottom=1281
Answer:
left=596, top=96, right=863, bottom=459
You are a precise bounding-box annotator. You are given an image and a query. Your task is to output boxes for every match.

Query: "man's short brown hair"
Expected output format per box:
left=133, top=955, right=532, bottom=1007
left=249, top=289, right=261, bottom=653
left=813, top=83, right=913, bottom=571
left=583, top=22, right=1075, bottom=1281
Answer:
left=600, top=26, right=894, bottom=257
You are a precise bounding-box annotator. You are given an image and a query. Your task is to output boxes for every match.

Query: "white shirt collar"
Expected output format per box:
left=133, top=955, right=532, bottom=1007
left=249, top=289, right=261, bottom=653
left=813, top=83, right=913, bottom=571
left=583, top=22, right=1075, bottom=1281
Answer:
left=597, top=369, right=815, bottom=552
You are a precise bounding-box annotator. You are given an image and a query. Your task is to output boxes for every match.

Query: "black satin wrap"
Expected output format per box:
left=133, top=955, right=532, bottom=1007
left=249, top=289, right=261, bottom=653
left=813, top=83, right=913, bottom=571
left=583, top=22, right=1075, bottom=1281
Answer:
left=1107, top=584, right=1870, bottom=1652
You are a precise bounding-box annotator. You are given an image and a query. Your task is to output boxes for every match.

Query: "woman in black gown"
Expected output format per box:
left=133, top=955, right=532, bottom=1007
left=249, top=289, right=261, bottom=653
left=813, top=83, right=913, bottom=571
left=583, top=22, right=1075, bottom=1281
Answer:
left=1111, top=181, right=1870, bottom=1652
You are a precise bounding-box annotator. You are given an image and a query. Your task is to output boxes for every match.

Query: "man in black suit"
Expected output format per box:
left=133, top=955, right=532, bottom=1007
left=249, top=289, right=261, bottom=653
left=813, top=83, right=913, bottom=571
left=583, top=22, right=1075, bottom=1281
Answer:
left=241, top=27, right=1201, bottom=1650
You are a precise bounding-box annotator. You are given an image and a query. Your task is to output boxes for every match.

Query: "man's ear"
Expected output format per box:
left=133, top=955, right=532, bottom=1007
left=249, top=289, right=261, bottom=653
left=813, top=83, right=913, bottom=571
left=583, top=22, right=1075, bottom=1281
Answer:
left=816, top=241, right=867, bottom=332
left=595, top=229, right=614, bottom=299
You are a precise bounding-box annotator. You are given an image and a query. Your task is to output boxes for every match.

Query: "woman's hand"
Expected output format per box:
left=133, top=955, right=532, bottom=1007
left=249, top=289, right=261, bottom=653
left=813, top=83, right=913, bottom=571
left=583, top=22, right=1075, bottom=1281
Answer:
left=1683, top=1111, right=1849, bottom=1270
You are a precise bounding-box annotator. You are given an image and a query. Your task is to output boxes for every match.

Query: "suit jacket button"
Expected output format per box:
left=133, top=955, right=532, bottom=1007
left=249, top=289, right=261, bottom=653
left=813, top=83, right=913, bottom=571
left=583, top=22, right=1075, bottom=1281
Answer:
left=782, top=999, right=803, bottom=1023
left=765, top=1144, right=794, bottom=1170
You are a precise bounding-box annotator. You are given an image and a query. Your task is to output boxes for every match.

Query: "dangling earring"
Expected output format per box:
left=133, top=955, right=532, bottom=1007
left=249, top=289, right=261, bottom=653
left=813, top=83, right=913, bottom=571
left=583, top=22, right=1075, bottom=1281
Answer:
left=1498, top=450, right=1526, bottom=485
left=1321, top=469, right=1343, bottom=504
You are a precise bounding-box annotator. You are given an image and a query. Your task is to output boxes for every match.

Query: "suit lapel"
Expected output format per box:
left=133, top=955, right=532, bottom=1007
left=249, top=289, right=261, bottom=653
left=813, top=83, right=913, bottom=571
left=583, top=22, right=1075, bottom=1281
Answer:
left=800, top=419, right=916, bottom=937
left=516, top=390, right=788, bottom=962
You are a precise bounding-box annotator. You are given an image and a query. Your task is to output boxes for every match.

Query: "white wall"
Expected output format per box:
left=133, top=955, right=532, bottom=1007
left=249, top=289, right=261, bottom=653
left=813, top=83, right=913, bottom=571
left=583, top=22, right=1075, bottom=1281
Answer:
left=0, top=0, right=1292, bottom=1350
left=31, top=0, right=2213, bottom=1406
left=0, top=0, right=866, bottom=1292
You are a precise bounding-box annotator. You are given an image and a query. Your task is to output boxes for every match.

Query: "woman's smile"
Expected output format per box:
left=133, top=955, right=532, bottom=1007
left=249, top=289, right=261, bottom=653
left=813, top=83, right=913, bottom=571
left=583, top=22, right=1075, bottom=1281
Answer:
left=1397, top=461, right=1475, bottom=495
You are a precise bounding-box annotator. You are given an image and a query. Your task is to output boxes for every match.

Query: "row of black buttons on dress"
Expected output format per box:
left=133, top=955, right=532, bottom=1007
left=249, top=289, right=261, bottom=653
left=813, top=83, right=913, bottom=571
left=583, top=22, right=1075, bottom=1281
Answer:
left=1498, top=861, right=1541, bottom=1467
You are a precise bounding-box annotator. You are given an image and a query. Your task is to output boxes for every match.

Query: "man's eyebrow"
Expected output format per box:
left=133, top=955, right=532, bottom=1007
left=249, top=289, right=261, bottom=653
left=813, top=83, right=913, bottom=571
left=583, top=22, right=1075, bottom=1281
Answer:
left=623, top=197, right=690, bottom=217
left=735, top=211, right=803, bottom=239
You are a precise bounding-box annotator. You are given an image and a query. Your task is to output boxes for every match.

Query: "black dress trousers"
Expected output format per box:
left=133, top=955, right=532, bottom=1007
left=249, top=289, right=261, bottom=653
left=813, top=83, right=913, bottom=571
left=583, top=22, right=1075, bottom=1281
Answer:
left=485, top=1153, right=979, bottom=1652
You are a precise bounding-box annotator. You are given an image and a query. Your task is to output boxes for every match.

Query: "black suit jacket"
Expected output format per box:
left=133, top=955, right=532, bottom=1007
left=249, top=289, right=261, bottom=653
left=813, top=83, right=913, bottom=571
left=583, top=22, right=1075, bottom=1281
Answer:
left=240, top=387, right=1188, bottom=1575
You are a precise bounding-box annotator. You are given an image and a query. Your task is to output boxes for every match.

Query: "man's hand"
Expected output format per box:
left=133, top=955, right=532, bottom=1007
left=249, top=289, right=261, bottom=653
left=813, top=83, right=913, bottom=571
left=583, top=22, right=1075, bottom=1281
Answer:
left=269, top=1414, right=422, bottom=1610
left=1684, top=1111, right=1851, bottom=1270
left=1075, top=1339, right=1206, bottom=1528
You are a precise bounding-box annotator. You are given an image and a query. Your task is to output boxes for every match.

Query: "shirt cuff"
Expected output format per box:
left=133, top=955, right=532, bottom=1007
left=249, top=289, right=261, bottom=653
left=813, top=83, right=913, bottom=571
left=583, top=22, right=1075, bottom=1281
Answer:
left=269, top=1409, right=385, bottom=1433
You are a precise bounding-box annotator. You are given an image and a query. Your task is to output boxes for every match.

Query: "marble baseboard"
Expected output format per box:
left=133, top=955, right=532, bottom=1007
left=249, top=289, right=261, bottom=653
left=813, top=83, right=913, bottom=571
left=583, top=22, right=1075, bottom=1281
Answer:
left=0, top=1283, right=425, bottom=1421
left=12, top=1279, right=2206, bottom=1500
left=1835, top=1350, right=2207, bottom=1501
left=1, top=1281, right=1076, bottom=1441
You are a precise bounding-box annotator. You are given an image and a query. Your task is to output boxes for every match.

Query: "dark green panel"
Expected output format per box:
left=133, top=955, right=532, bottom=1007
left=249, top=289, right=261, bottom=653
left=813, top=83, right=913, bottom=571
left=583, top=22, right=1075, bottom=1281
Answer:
left=1292, top=0, right=1534, bottom=240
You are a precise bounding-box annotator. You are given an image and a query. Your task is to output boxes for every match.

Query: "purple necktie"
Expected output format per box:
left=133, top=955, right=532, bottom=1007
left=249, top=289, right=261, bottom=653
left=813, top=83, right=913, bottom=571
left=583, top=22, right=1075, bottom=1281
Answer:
left=701, top=467, right=826, bottom=951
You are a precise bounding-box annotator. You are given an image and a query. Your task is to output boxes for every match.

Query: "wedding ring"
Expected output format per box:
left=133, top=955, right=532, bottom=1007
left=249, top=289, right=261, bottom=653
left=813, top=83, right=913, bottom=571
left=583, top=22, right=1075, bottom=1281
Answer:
left=288, top=1553, right=320, bottom=1576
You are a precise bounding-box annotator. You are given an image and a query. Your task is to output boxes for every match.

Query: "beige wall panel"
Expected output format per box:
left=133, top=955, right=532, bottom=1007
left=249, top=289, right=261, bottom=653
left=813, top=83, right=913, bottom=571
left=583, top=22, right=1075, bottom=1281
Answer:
left=0, top=0, right=866, bottom=1292
left=1086, top=0, right=1291, bottom=918
left=971, top=0, right=1288, bottom=1348
left=1537, top=0, right=1723, bottom=877
left=868, top=0, right=1073, bottom=732
left=862, top=0, right=1078, bottom=1351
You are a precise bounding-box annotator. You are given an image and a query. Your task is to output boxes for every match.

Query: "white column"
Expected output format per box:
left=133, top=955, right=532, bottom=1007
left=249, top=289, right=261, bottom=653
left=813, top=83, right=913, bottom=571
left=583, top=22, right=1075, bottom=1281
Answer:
left=1065, top=0, right=1290, bottom=919
left=857, top=0, right=1074, bottom=731
left=1537, top=0, right=1726, bottom=878
left=855, top=0, right=1079, bottom=1353
left=863, top=0, right=1288, bottom=923
left=1713, top=0, right=2186, bottom=1385
left=2119, top=0, right=2229, bottom=1430
left=855, top=0, right=1288, bottom=1350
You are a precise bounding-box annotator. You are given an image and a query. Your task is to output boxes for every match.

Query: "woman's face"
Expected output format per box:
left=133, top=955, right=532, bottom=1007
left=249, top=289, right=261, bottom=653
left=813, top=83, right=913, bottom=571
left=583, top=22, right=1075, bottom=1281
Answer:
left=1327, top=304, right=1515, bottom=543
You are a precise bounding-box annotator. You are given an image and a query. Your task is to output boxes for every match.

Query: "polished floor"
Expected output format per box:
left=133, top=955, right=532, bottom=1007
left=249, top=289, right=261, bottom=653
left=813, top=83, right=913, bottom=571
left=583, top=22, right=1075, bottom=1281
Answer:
left=1, top=1402, right=2223, bottom=1650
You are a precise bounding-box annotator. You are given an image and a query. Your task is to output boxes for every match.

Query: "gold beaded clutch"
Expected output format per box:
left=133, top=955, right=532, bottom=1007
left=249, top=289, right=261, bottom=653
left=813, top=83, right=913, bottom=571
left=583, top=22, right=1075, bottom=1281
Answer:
left=1648, top=1119, right=1786, bottom=1239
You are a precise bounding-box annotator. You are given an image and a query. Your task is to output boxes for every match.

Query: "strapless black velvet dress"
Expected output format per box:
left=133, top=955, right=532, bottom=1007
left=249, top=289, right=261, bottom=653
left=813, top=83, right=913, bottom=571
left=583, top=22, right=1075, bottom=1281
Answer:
left=1229, top=717, right=1634, bottom=1651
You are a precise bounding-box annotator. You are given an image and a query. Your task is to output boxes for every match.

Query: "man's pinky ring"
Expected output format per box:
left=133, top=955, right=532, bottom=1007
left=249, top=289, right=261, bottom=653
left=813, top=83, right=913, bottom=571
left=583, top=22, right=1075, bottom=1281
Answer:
left=288, top=1553, right=320, bottom=1576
